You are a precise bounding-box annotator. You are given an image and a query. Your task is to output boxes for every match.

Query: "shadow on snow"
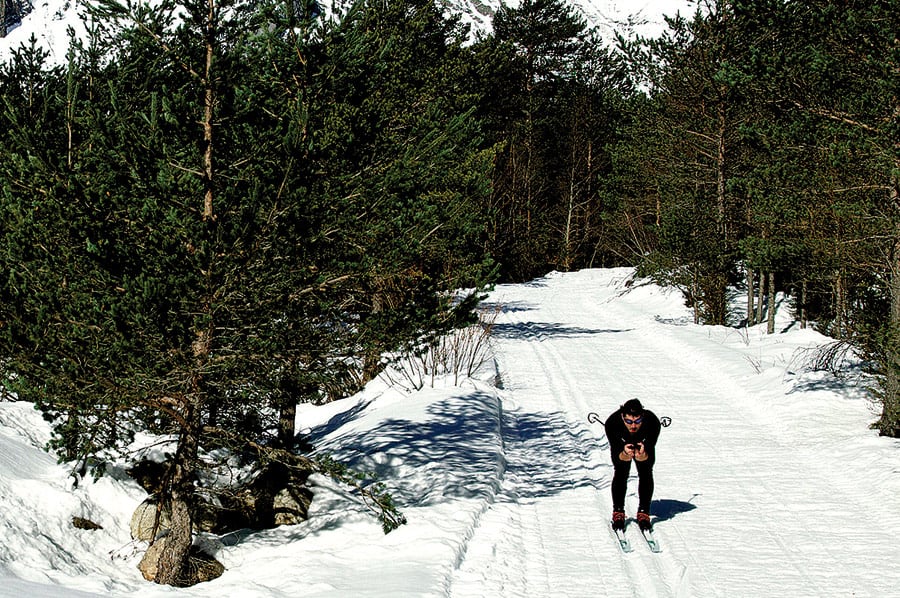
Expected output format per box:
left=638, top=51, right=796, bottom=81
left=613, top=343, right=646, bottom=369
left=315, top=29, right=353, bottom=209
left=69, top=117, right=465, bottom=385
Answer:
left=307, top=392, right=608, bottom=510
left=298, top=389, right=696, bottom=540
left=491, top=322, right=633, bottom=341
left=650, top=497, right=698, bottom=523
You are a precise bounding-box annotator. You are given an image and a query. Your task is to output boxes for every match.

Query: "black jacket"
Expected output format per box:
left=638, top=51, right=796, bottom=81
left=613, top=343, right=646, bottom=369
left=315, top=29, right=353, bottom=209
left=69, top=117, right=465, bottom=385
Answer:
left=604, top=408, right=661, bottom=456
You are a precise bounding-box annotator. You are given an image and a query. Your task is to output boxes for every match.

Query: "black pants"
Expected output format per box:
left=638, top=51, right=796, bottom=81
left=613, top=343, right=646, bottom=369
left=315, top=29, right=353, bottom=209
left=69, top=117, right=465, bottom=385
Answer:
left=611, top=452, right=655, bottom=514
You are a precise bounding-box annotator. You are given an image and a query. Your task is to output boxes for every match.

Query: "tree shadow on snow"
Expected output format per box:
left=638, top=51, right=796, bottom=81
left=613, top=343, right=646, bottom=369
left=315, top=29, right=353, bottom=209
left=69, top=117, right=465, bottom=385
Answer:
left=479, top=300, right=537, bottom=314
left=787, top=375, right=871, bottom=401
left=304, top=396, right=377, bottom=445
left=308, top=391, right=609, bottom=510
left=491, top=322, right=632, bottom=341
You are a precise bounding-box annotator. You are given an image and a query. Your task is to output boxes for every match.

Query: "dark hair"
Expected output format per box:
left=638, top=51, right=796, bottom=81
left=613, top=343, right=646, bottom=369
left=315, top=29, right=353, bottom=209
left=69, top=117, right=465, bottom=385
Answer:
left=622, top=398, right=644, bottom=416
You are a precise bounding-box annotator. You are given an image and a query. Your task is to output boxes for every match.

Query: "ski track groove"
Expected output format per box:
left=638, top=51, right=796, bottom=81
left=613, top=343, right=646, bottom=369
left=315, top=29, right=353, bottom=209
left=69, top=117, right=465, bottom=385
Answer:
left=534, top=303, right=685, bottom=598
left=450, top=287, right=683, bottom=597
left=641, top=317, right=896, bottom=597
left=450, top=271, right=900, bottom=597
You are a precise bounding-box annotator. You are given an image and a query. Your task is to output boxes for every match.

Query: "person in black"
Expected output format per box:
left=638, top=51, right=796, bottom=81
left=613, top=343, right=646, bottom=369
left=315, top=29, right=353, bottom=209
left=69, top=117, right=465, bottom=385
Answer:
left=604, top=398, right=661, bottom=532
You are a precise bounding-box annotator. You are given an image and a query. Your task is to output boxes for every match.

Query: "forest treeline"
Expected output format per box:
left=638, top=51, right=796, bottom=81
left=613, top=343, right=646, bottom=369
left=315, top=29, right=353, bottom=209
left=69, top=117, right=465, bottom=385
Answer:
left=0, top=0, right=897, bottom=586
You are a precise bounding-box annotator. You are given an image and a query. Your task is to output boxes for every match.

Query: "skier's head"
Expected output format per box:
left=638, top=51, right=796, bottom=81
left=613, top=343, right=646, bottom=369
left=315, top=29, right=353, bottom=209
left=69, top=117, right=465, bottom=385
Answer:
left=621, top=399, right=644, bottom=430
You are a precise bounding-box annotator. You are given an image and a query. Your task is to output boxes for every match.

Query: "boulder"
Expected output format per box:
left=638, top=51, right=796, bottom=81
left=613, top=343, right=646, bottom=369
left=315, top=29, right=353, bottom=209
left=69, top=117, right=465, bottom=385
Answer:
left=128, top=458, right=314, bottom=538
left=131, top=498, right=170, bottom=541
left=274, top=485, right=313, bottom=526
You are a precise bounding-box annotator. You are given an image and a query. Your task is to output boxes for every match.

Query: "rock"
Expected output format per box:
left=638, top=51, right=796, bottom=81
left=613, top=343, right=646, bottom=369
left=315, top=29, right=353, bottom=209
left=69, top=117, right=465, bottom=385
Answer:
left=187, top=550, right=226, bottom=583
left=196, top=462, right=314, bottom=532
left=137, top=540, right=165, bottom=582
left=126, top=460, right=169, bottom=494
left=129, top=458, right=314, bottom=539
left=72, top=516, right=103, bottom=530
left=274, top=486, right=313, bottom=526
left=131, top=498, right=170, bottom=541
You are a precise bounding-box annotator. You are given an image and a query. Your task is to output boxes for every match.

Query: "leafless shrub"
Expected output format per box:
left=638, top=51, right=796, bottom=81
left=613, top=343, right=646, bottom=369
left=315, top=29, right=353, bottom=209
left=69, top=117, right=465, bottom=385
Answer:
left=744, top=355, right=762, bottom=374
left=797, top=340, right=858, bottom=377
left=380, top=304, right=500, bottom=392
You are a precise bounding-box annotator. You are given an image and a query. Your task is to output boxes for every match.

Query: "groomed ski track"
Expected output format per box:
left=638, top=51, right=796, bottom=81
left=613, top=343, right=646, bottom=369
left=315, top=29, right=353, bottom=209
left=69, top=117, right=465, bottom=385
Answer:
left=446, top=268, right=900, bottom=598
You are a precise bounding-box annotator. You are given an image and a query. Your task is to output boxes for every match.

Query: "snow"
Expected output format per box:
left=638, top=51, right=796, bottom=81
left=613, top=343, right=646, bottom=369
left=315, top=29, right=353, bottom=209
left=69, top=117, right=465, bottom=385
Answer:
left=0, top=0, right=87, bottom=65
left=442, top=0, right=695, bottom=43
left=2, top=267, right=899, bottom=597
left=0, top=0, right=696, bottom=65
left=3, top=0, right=892, bottom=595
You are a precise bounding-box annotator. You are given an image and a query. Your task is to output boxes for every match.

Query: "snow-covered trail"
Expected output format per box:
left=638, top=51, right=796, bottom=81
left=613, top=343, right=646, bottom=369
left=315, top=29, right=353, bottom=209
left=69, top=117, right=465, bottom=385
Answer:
left=5, top=267, right=900, bottom=598
left=449, top=268, right=900, bottom=598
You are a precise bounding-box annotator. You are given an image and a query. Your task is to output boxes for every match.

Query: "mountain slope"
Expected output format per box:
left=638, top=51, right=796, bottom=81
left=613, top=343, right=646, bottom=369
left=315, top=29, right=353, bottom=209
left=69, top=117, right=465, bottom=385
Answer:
left=1, top=0, right=694, bottom=65
left=447, top=0, right=694, bottom=40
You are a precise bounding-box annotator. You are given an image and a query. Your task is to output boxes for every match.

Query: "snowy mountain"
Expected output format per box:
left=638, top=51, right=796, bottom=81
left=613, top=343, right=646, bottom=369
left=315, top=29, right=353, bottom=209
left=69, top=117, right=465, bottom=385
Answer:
left=0, top=0, right=695, bottom=65
left=0, top=0, right=86, bottom=65
left=448, top=0, right=695, bottom=41
left=2, top=267, right=900, bottom=598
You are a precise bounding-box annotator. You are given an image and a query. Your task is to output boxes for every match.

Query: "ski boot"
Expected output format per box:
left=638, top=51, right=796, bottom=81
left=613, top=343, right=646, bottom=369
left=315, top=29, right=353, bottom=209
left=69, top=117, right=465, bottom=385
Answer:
left=611, top=510, right=626, bottom=532
left=636, top=511, right=652, bottom=532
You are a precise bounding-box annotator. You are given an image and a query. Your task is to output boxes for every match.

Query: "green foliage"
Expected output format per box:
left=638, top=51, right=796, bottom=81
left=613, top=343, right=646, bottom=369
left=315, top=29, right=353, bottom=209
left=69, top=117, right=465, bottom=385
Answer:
left=304, top=0, right=496, bottom=384
left=613, top=0, right=900, bottom=430
left=474, top=0, right=635, bottom=280
left=314, top=454, right=407, bottom=533
left=0, top=0, right=492, bottom=579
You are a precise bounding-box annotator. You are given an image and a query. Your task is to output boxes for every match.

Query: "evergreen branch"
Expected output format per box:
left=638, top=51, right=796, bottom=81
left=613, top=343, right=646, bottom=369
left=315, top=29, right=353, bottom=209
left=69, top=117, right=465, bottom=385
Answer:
left=131, top=14, right=204, bottom=83
left=312, top=454, right=407, bottom=534
left=167, top=160, right=206, bottom=177
left=790, top=99, right=881, bottom=134
left=202, top=428, right=407, bottom=533
left=138, top=396, right=189, bottom=429
left=289, top=274, right=355, bottom=299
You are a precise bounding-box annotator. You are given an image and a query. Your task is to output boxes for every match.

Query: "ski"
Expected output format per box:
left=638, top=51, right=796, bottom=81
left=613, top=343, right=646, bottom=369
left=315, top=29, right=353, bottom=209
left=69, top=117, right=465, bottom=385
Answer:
left=611, top=525, right=633, bottom=553
left=640, top=528, right=662, bottom=553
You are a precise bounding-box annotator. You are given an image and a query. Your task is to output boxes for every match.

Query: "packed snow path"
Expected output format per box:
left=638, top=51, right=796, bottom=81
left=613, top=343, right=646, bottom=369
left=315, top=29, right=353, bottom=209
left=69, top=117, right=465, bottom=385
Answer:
left=448, top=269, right=900, bottom=598
left=4, top=268, right=900, bottom=598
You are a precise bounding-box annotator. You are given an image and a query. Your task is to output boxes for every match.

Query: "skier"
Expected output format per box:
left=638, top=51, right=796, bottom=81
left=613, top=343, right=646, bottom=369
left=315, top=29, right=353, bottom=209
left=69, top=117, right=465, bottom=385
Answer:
left=604, top=398, right=661, bottom=532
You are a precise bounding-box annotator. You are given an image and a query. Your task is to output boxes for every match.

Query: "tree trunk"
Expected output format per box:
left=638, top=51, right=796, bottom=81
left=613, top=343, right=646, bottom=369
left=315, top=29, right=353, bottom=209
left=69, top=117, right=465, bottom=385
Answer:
left=834, top=268, right=844, bottom=339
left=766, top=271, right=776, bottom=334
left=800, top=279, right=808, bottom=329
left=716, top=103, right=727, bottom=239
left=691, top=276, right=700, bottom=325
left=202, top=0, right=216, bottom=221
left=278, top=401, right=297, bottom=450
left=155, top=4, right=219, bottom=571
left=562, top=141, right=576, bottom=271
left=154, top=397, right=201, bottom=586
left=878, top=167, right=900, bottom=436
left=746, top=268, right=755, bottom=326
left=756, top=270, right=765, bottom=325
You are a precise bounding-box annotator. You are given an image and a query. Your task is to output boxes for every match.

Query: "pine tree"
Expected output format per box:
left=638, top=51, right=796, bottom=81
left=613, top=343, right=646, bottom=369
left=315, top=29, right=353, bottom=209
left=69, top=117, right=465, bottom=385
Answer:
left=305, top=0, right=495, bottom=382
left=1, top=0, right=495, bottom=583
left=623, top=0, right=779, bottom=325
left=778, top=0, right=900, bottom=435
left=474, top=0, right=632, bottom=280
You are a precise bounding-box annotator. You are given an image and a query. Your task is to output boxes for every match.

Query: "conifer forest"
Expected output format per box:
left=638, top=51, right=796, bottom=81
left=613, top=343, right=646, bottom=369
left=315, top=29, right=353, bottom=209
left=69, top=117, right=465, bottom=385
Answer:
left=0, top=0, right=897, bottom=586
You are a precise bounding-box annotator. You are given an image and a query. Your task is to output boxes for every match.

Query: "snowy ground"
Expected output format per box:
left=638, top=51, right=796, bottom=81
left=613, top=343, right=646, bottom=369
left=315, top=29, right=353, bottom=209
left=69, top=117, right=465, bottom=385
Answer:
left=2, top=267, right=899, bottom=597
